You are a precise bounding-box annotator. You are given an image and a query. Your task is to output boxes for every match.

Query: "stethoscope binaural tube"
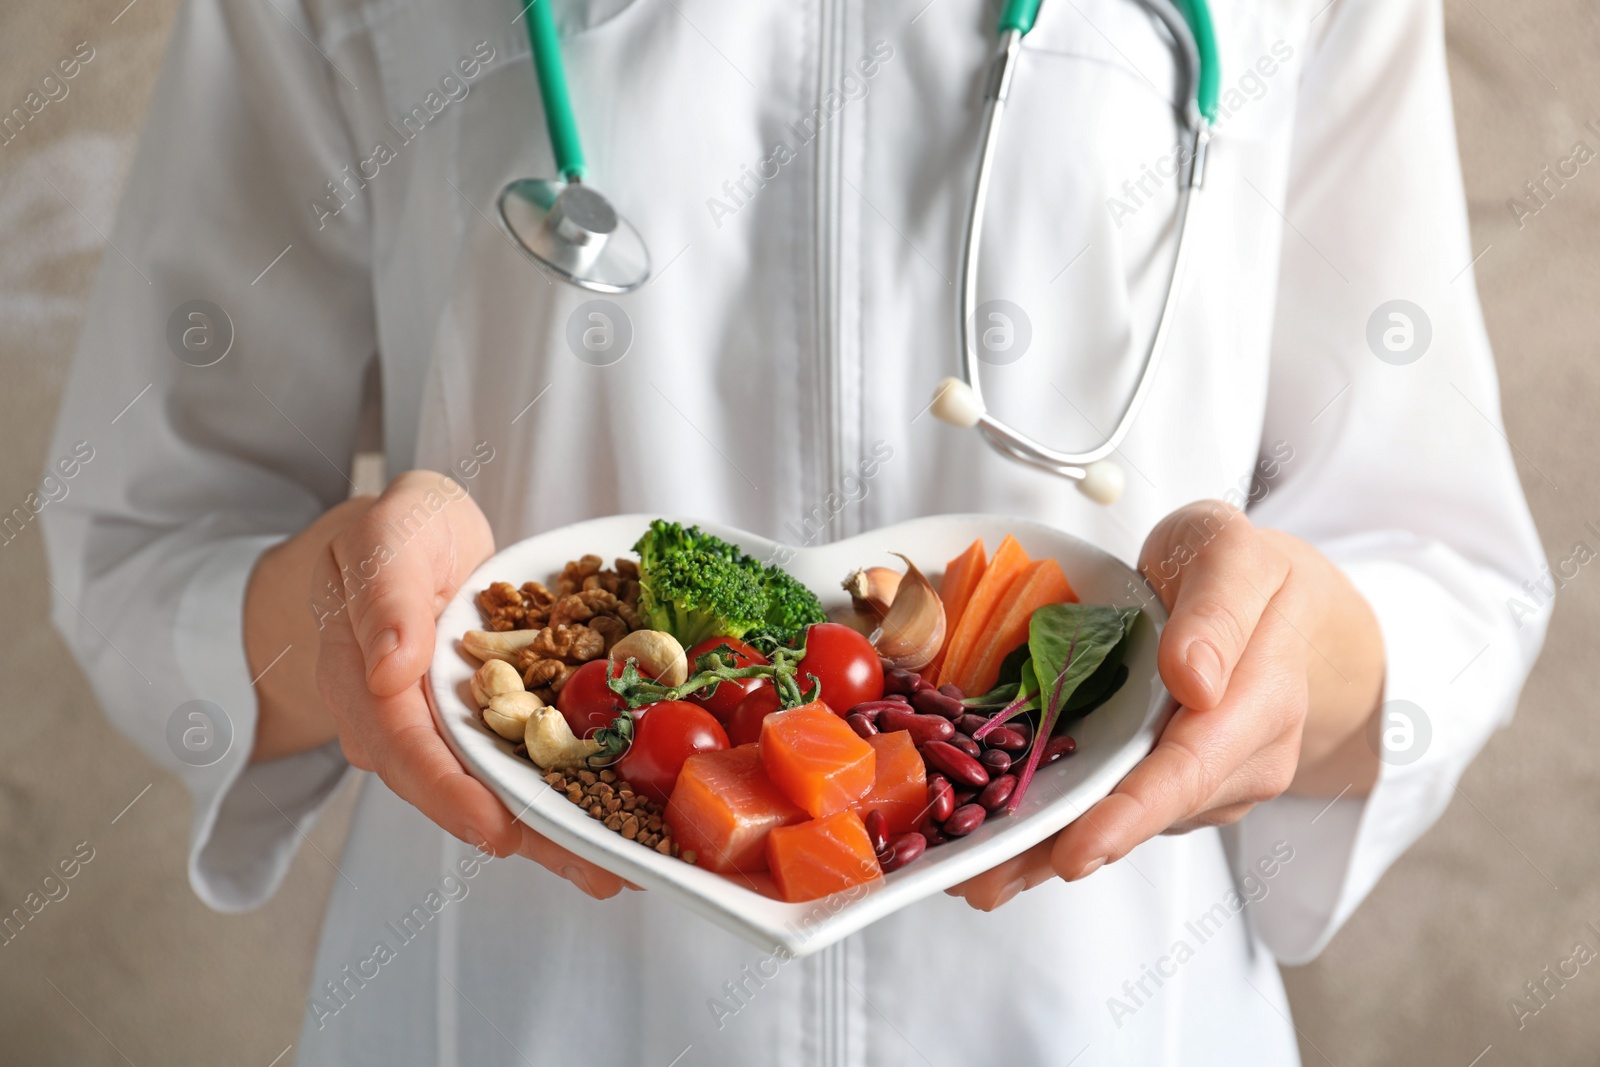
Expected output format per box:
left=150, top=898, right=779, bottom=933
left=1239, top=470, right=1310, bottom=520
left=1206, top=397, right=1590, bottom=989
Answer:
left=933, top=0, right=1218, bottom=505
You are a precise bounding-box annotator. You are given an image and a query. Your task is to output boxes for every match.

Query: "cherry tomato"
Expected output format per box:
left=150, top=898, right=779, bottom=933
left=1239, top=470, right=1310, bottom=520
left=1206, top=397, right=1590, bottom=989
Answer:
left=683, top=636, right=770, bottom=723
left=797, top=622, right=884, bottom=713
left=556, top=659, right=631, bottom=739
left=616, top=700, right=729, bottom=804
left=726, top=684, right=782, bottom=747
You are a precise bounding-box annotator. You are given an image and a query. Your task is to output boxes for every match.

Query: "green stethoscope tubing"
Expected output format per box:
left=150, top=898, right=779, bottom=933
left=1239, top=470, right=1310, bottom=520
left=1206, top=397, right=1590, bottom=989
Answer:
left=523, top=0, right=586, bottom=181
left=524, top=0, right=1219, bottom=183
left=999, top=0, right=1219, bottom=120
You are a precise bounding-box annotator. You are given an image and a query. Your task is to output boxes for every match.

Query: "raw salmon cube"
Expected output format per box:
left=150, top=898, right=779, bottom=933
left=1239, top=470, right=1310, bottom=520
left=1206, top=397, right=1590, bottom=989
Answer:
left=666, top=745, right=806, bottom=873
left=759, top=701, right=876, bottom=818
left=853, top=731, right=928, bottom=836
left=766, top=810, right=884, bottom=903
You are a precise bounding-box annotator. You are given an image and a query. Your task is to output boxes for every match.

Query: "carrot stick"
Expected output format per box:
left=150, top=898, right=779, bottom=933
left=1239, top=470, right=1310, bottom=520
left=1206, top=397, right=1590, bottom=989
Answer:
left=936, top=535, right=1030, bottom=690
left=921, top=539, right=987, bottom=683
left=954, top=558, right=1077, bottom=695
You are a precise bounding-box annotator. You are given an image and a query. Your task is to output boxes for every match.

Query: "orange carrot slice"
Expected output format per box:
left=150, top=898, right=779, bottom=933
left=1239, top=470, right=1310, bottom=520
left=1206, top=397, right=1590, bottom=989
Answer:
left=937, top=535, right=1031, bottom=690
left=765, top=810, right=883, bottom=902
left=954, top=558, right=1078, bottom=695
left=759, top=702, right=876, bottom=818
left=922, top=538, right=988, bottom=683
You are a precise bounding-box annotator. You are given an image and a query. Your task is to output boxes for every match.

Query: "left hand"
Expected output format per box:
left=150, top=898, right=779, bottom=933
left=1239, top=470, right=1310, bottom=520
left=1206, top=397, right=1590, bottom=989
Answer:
left=948, top=500, right=1383, bottom=911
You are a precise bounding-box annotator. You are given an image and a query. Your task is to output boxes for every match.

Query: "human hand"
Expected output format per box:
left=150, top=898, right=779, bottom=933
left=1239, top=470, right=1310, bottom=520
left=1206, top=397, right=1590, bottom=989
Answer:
left=309, top=470, right=628, bottom=899
left=948, top=500, right=1382, bottom=910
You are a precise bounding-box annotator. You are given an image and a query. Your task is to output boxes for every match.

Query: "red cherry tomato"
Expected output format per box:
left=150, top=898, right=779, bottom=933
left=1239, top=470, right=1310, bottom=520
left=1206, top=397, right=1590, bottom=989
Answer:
left=683, top=636, right=770, bottom=723
left=556, top=659, right=631, bottom=739
left=726, top=684, right=782, bottom=747
left=797, top=622, right=884, bottom=713
left=616, top=700, right=730, bottom=804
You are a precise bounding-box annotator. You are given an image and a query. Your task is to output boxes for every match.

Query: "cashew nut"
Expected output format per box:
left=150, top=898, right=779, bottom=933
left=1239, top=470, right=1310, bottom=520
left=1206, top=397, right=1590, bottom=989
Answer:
left=471, top=659, right=526, bottom=709
left=608, top=629, right=688, bottom=687
left=524, top=704, right=602, bottom=770
left=462, top=629, right=542, bottom=664
left=484, top=690, right=544, bottom=742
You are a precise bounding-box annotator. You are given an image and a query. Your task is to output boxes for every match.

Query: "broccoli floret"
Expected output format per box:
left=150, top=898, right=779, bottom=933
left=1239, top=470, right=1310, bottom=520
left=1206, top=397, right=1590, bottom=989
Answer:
left=632, top=520, right=825, bottom=651
left=635, top=548, right=766, bottom=649
left=756, top=568, right=825, bottom=642
left=634, top=519, right=711, bottom=570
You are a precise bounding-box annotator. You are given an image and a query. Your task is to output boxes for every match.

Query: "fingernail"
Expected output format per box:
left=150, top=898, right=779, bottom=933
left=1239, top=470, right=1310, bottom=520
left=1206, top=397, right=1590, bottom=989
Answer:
left=365, top=627, right=399, bottom=669
left=992, top=877, right=1027, bottom=909
left=560, top=864, right=594, bottom=896
left=1185, top=640, right=1223, bottom=700
left=1071, top=856, right=1106, bottom=881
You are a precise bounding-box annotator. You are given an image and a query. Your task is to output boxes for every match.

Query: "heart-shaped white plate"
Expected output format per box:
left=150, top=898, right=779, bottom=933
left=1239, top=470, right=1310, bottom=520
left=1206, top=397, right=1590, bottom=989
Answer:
left=429, top=514, right=1171, bottom=956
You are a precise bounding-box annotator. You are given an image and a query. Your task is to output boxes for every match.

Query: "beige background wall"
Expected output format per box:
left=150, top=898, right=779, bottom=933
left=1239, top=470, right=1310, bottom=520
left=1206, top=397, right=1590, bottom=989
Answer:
left=1, top=1, right=1595, bottom=1064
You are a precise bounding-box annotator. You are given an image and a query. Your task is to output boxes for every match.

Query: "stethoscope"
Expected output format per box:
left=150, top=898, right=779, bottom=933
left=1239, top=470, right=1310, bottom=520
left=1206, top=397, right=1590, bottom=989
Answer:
left=500, top=0, right=1219, bottom=505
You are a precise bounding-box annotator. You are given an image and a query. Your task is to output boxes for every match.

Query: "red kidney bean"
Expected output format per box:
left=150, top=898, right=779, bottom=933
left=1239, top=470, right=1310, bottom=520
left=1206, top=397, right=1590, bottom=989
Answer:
left=955, top=714, right=990, bottom=736
left=848, top=699, right=914, bottom=723
left=879, top=832, right=927, bottom=872
left=912, top=673, right=935, bottom=692
left=846, top=713, right=878, bottom=740
left=927, top=775, right=955, bottom=822
left=1009, top=720, right=1034, bottom=745
left=953, top=789, right=978, bottom=808
left=945, top=803, right=987, bottom=836
left=937, top=683, right=966, bottom=701
left=878, top=708, right=955, bottom=745
left=948, top=734, right=982, bottom=760
left=977, top=773, right=1017, bottom=812
left=979, top=748, right=1011, bottom=776
left=912, top=689, right=966, bottom=720
left=1043, top=735, right=1077, bottom=764
left=923, top=741, right=990, bottom=788
left=864, top=809, right=889, bottom=855
left=882, top=668, right=922, bottom=696
left=984, top=726, right=1027, bottom=753
left=918, top=817, right=950, bottom=846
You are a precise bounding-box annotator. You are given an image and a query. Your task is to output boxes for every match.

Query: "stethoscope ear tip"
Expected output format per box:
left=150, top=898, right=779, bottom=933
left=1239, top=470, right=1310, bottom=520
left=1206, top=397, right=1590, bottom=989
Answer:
left=1076, top=460, right=1125, bottom=505
left=931, top=377, right=983, bottom=428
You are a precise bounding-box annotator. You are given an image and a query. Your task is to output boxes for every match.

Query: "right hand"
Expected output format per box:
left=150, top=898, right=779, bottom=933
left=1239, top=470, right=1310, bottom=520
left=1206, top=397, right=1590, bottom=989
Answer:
left=308, top=470, right=628, bottom=899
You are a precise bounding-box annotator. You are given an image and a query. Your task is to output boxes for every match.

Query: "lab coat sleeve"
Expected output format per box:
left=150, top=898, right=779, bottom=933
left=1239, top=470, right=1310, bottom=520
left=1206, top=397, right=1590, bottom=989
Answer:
left=1227, top=0, right=1549, bottom=962
left=40, top=0, right=375, bottom=911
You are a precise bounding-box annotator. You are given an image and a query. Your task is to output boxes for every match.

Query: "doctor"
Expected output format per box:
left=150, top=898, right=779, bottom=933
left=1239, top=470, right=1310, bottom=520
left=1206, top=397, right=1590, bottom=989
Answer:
left=46, top=0, right=1545, bottom=1063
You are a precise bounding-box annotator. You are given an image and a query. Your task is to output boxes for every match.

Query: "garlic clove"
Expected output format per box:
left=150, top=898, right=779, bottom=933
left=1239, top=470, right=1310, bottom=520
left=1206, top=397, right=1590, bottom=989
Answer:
left=827, top=603, right=879, bottom=637
left=841, top=566, right=902, bottom=620
left=871, top=553, right=946, bottom=671
left=485, top=690, right=545, bottom=742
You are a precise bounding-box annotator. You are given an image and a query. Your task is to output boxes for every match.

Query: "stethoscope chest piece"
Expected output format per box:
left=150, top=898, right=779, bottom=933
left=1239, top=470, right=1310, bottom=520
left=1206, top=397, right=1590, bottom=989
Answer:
left=498, top=178, right=651, bottom=293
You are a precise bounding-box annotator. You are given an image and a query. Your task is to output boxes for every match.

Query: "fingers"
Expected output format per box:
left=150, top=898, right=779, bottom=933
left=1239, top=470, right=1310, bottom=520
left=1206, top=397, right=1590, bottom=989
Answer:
left=1051, top=601, right=1306, bottom=880
left=946, top=837, right=1058, bottom=911
left=317, top=628, right=525, bottom=856
left=515, top=823, right=633, bottom=899
left=310, top=470, right=512, bottom=851
left=1140, top=502, right=1289, bottom=711
left=330, top=470, right=494, bottom=698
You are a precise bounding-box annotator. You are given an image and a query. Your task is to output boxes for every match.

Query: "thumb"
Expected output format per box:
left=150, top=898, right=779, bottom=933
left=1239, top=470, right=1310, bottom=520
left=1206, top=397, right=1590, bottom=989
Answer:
left=332, top=470, right=495, bottom=698
left=1138, top=501, right=1282, bottom=710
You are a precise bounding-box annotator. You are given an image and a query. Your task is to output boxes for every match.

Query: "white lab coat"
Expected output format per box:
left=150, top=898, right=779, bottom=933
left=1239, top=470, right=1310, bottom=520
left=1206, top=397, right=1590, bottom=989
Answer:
left=43, top=0, right=1547, bottom=1063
